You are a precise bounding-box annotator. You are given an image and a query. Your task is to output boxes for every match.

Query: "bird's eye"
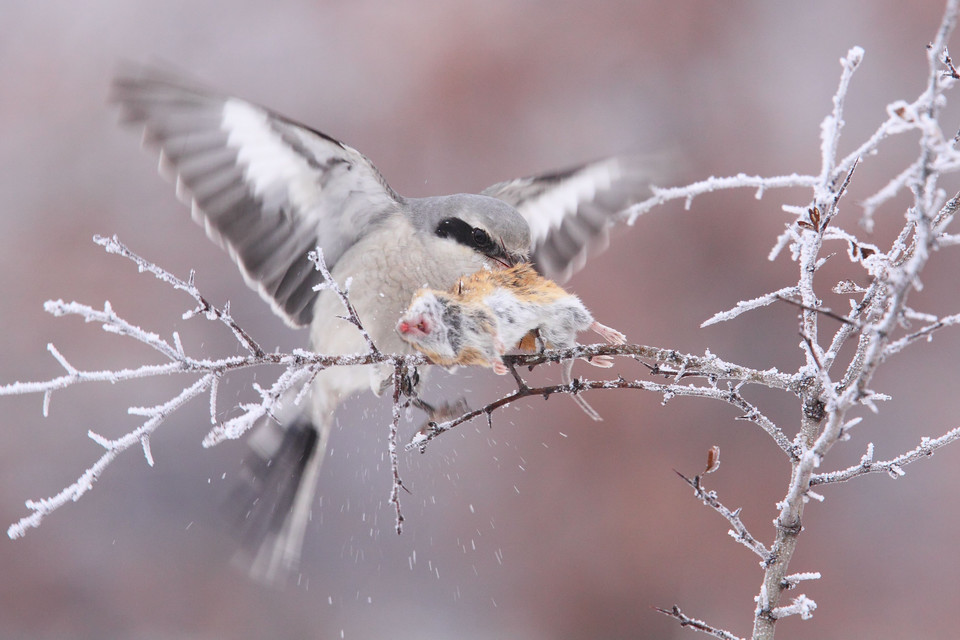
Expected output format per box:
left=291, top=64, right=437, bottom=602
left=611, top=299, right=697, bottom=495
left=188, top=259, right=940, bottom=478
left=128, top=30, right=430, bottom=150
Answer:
left=435, top=218, right=499, bottom=256
left=472, top=227, right=493, bottom=249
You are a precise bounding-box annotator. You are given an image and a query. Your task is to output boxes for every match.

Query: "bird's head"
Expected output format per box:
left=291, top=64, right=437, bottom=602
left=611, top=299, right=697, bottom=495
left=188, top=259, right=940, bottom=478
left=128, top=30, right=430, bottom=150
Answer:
left=414, top=194, right=531, bottom=269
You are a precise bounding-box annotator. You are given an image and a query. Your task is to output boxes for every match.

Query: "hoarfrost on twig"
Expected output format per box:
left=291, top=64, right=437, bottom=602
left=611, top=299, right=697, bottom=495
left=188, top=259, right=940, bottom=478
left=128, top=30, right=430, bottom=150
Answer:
left=654, top=605, right=745, bottom=640
left=701, top=286, right=800, bottom=327
left=772, top=594, right=818, bottom=621
left=308, top=248, right=380, bottom=356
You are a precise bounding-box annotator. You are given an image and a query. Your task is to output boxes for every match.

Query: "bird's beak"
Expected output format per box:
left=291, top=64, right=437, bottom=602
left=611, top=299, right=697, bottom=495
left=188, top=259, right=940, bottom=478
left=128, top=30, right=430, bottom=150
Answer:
left=488, top=250, right=526, bottom=269
left=505, top=251, right=528, bottom=267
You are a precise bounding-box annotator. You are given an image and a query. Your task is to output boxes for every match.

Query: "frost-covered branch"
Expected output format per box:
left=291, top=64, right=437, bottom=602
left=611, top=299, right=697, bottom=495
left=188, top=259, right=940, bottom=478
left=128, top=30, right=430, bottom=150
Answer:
left=10, top=235, right=808, bottom=541
left=513, top=344, right=801, bottom=393
left=655, top=605, right=745, bottom=640
left=609, top=3, right=960, bottom=637
left=3, top=236, right=428, bottom=538
left=624, top=174, right=818, bottom=225
left=883, top=310, right=960, bottom=356
left=407, top=351, right=797, bottom=458
left=817, top=46, right=862, bottom=191
left=675, top=470, right=770, bottom=560
left=97, top=234, right=264, bottom=357
left=308, top=248, right=380, bottom=356
left=387, top=358, right=418, bottom=534
left=201, top=359, right=319, bottom=447
left=809, top=425, right=960, bottom=486
left=700, top=287, right=801, bottom=328
left=7, top=374, right=214, bottom=539
left=770, top=595, right=817, bottom=622
left=748, top=4, right=960, bottom=638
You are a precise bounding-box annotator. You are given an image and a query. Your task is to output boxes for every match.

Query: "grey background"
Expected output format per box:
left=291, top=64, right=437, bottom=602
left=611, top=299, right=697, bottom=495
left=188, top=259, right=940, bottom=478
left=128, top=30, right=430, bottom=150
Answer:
left=2, top=2, right=959, bottom=639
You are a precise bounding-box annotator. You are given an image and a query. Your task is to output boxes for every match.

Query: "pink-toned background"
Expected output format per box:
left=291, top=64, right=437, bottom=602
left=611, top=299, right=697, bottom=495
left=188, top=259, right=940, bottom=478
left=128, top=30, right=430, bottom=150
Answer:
left=2, top=2, right=959, bottom=638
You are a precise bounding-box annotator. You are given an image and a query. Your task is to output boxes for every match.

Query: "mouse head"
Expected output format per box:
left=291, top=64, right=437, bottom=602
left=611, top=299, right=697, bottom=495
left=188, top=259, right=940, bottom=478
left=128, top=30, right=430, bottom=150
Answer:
left=397, top=290, right=459, bottom=363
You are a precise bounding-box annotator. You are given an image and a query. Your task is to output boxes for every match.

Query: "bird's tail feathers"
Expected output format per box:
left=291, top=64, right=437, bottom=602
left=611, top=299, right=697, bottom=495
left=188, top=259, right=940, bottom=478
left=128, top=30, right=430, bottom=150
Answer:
left=225, top=414, right=329, bottom=585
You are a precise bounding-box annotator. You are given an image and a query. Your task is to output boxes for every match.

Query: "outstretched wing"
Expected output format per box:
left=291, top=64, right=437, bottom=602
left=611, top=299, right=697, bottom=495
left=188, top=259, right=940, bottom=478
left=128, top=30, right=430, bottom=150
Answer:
left=482, top=157, right=653, bottom=282
left=113, top=69, right=402, bottom=327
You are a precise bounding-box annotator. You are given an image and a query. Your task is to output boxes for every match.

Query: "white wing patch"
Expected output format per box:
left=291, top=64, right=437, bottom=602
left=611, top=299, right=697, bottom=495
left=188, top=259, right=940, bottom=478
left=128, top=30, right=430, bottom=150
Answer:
left=482, top=156, right=655, bottom=282
left=222, top=99, right=322, bottom=214
left=520, top=159, right=621, bottom=247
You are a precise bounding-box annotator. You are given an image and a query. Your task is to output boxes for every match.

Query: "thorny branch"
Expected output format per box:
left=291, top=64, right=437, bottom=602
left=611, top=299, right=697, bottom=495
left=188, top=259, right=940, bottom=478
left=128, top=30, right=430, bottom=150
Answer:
left=5, top=235, right=803, bottom=540
left=7, top=375, right=214, bottom=539
left=745, top=3, right=960, bottom=639
left=1, top=241, right=416, bottom=538
left=97, top=234, right=264, bottom=358
left=307, top=248, right=380, bottom=356
left=675, top=470, right=770, bottom=560
left=809, top=425, right=960, bottom=486
left=387, top=358, right=415, bottom=534
left=406, top=351, right=797, bottom=458
left=655, top=606, right=746, bottom=640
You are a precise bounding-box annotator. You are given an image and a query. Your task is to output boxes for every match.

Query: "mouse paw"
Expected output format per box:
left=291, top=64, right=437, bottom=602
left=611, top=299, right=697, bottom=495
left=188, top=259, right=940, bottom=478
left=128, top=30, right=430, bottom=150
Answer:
left=587, top=355, right=615, bottom=368
left=591, top=321, right=626, bottom=345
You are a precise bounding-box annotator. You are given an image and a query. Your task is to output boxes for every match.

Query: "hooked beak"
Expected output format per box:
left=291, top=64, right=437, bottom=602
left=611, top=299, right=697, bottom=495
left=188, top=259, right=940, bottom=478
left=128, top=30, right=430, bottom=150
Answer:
left=487, top=247, right=527, bottom=269
left=504, top=250, right=528, bottom=267
left=485, top=235, right=527, bottom=269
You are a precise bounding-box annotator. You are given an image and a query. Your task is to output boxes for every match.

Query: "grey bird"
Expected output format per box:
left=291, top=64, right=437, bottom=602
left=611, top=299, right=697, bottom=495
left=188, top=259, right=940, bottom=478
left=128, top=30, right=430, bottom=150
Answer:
left=112, top=68, right=653, bottom=583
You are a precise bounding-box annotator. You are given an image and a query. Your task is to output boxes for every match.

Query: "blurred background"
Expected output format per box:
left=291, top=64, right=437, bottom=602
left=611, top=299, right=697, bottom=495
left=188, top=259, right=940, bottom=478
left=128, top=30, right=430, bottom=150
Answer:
left=2, top=1, right=959, bottom=638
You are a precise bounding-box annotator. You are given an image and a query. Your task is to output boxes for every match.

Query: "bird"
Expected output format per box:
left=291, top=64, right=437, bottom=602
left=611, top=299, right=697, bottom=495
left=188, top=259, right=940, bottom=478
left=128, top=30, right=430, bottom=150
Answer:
left=111, top=66, right=654, bottom=583
left=396, top=263, right=627, bottom=419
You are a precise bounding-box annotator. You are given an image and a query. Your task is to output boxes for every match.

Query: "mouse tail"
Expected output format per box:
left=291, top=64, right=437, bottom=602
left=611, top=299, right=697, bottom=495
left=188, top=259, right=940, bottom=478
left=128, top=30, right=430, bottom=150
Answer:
left=562, top=358, right=603, bottom=421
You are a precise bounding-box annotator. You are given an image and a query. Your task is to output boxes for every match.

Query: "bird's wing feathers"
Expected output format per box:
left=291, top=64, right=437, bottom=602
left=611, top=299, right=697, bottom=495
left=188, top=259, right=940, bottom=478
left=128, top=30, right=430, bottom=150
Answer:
left=113, top=70, right=402, bottom=328
left=482, top=157, right=652, bottom=282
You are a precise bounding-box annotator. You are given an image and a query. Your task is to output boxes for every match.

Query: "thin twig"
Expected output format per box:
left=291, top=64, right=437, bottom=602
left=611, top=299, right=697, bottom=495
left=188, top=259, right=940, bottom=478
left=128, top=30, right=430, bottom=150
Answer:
left=675, top=471, right=770, bottom=560
left=701, top=286, right=801, bottom=328
left=7, top=374, right=215, bottom=539
left=509, top=344, right=802, bottom=394
left=655, top=605, right=745, bottom=640
left=810, top=424, right=960, bottom=486
left=774, top=294, right=859, bottom=327
left=96, top=234, right=264, bottom=357
left=624, top=173, right=818, bottom=225
left=388, top=359, right=409, bottom=534
left=884, top=311, right=960, bottom=356
left=308, top=248, right=380, bottom=356
left=408, top=374, right=797, bottom=458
